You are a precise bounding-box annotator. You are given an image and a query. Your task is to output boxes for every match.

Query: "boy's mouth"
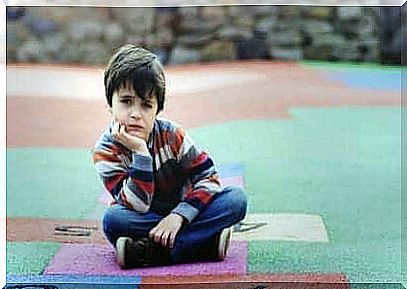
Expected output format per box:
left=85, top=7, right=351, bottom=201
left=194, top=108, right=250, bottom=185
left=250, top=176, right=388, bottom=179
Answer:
left=126, top=124, right=144, bottom=132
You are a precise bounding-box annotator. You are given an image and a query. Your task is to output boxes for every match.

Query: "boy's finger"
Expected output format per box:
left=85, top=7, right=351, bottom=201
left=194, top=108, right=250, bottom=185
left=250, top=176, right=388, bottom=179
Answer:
left=149, top=226, right=157, bottom=239
left=154, top=229, right=163, bottom=244
left=118, top=123, right=124, bottom=135
left=113, top=122, right=121, bottom=139
left=111, top=122, right=117, bottom=134
left=161, top=231, right=170, bottom=247
left=169, top=232, right=176, bottom=248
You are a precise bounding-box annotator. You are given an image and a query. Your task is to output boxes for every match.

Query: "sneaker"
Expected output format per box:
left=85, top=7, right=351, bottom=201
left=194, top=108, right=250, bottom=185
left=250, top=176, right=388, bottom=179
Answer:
left=216, top=227, right=232, bottom=261
left=193, top=227, right=233, bottom=262
left=116, top=236, right=171, bottom=268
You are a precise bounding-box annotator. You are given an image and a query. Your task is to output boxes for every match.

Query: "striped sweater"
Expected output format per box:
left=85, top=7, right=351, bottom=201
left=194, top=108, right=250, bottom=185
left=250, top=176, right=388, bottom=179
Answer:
left=93, top=117, right=223, bottom=222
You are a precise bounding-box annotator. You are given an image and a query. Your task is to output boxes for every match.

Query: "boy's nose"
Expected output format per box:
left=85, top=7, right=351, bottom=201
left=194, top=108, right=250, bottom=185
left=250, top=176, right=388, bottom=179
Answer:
left=130, top=108, right=142, bottom=119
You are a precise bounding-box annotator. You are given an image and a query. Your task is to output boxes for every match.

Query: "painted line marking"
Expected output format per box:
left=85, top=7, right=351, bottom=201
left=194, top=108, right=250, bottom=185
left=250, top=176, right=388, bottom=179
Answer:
left=233, top=213, right=329, bottom=242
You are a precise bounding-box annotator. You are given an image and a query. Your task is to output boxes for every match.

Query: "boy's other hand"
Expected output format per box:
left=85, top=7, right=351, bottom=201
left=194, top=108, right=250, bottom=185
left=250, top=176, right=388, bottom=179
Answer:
left=149, top=213, right=184, bottom=248
left=112, top=121, right=149, bottom=156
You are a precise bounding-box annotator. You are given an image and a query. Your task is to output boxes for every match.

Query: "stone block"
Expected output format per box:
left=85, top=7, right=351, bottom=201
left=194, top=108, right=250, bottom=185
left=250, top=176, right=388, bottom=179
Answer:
left=7, top=22, right=30, bottom=46
left=178, top=6, right=200, bottom=19
left=201, top=6, right=227, bottom=19
left=332, top=41, right=359, bottom=61
left=333, top=19, right=359, bottom=40
left=218, top=26, right=252, bottom=41
left=311, top=33, right=348, bottom=48
left=278, top=6, right=301, bottom=18
left=234, top=15, right=254, bottom=30
left=22, top=12, right=58, bottom=37
left=78, top=42, right=110, bottom=65
left=104, top=22, right=124, bottom=43
left=270, top=20, right=299, bottom=32
left=147, top=28, right=174, bottom=47
left=179, top=19, right=221, bottom=34
left=245, top=6, right=279, bottom=17
left=303, top=46, right=335, bottom=61
left=301, top=7, right=334, bottom=19
left=6, top=7, right=25, bottom=21
left=201, top=40, right=236, bottom=61
left=112, top=8, right=155, bottom=35
left=236, top=38, right=270, bottom=60
left=67, top=20, right=104, bottom=42
left=170, top=46, right=201, bottom=64
left=356, top=16, right=379, bottom=37
left=7, top=47, right=17, bottom=62
left=56, top=41, right=83, bottom=63
left=177, top=34, right=214, bottom=47
left=26, top=7, right=108, bottom=23
left=255, top=16, right=279, bottom=33
left=303, top=20, right=334, bottom=35
left=43, top=32, right=67, bottom=56
left=268, top=30, right=303, bottom=47
left=356, top=39, right=380, bottom=62
left=228, top=6, right=245, bottom=17
left=336, top=7, right=363, bottom=19
left=303, top=34, right=349, bottom=61
left=270, top=46, right=303, bottom=60
left=16, top=38, right=46, bottom=62
left=155, top=10, right=175, bottom=30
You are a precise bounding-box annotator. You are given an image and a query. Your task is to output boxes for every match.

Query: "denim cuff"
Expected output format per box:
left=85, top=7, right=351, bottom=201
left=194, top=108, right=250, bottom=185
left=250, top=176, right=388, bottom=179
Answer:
left=171, top=202, right=200, bottom=223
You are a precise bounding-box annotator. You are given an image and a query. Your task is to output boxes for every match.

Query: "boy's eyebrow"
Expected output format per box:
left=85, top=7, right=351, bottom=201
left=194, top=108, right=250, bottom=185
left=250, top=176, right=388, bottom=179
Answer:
left=118, top=93, right=153, bottom=102
left=118, top=94, right=135, bottom=98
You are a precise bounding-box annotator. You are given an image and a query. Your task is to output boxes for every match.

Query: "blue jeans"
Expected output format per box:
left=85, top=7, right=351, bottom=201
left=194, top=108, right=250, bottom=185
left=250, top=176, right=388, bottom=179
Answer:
left=102, top=186, right=247, bottom=263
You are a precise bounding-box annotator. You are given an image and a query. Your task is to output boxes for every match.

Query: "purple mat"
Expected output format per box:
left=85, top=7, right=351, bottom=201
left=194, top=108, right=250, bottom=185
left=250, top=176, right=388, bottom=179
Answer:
left=44, top=241, right=247, bottom=276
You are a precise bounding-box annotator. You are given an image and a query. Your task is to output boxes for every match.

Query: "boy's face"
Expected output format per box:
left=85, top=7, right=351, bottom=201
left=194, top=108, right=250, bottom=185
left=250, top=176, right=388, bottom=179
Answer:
left=110, top=83, right=158, bottom=142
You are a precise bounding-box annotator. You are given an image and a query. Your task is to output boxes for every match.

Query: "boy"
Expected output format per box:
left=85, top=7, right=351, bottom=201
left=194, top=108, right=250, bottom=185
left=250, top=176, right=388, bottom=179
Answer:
left=93, top=44, right=247, bottom=268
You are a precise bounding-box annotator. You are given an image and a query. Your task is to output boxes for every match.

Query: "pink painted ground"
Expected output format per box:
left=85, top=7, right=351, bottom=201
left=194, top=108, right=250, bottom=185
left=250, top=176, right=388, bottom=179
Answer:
left=6, top=62, right=399, bottom=148
left=44, top=241, right=247, bottom=276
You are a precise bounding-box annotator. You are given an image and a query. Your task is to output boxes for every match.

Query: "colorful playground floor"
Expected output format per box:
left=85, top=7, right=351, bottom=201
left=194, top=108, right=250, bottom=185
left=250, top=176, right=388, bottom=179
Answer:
left=5, top=61, right=404, bottom=288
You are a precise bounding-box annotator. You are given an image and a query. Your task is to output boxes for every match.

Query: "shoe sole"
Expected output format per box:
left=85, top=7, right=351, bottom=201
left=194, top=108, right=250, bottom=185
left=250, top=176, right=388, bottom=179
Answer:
left=217, top=227, right=232, bottom=261
left=116, top=237, right=130, bottom=268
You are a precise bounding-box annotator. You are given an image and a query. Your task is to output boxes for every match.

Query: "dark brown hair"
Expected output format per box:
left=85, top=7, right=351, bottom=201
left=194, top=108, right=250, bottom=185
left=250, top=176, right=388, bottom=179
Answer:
left=104, top=44, right=165, bottom=113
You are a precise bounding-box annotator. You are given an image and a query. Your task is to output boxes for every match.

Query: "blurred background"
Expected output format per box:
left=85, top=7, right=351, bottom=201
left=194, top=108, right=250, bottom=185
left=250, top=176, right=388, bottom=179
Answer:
left=6, top=5, right=407, bottom=66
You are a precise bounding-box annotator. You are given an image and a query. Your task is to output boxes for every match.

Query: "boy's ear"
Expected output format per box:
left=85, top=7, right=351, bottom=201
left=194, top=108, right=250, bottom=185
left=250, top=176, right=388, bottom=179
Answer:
left=106, top=104, right=112, bottom=114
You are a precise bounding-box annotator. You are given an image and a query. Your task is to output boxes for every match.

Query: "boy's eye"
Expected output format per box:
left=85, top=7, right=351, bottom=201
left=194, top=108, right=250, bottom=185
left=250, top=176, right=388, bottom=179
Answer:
left=143, top=102, right=153, bottom=108
left=121, top=99, right=132, bottom=105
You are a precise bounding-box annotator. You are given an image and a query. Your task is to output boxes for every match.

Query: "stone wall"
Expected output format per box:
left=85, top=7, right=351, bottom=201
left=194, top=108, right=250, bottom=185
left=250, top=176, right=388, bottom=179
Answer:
left=6, top=6, right=405, bottom=66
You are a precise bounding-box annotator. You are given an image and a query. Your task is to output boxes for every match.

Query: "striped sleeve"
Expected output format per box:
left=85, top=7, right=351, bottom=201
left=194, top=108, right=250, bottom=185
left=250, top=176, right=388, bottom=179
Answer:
left=93, top=139, right=154, bottom=213
left=170, top=125, right=223, bottom=222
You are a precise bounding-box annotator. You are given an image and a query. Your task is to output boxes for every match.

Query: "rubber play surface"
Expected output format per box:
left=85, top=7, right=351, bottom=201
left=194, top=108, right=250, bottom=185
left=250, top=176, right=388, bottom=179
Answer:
left=6, top=61, right=404, bottom=288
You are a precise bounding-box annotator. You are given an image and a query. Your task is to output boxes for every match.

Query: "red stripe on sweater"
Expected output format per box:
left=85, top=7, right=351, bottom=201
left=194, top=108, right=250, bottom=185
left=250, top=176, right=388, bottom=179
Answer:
left=154, top=131, right=172, bottom=153
left=172, top=128, right=185, bottom=154
left=190, top=152, right=208, bottom=169
left=105, top=173, right=127, bottom=193
left=93, top=151, right=120, bottom=163
left=132, top=179, right=154, bottom=194
left=186, top=189, right=212, bottom=204
left=119, top=190, right=133, bottom=210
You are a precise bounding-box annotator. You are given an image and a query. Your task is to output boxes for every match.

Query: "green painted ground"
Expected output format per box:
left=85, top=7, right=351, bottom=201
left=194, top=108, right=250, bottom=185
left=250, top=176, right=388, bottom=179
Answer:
left=7, top=242, right=61, bottom=274
left=300, top=60, right=404, bottom=71
left=7, top=149, right=101, bottom=219
left=6, top=107, right=402, bottom=282
left=189, top=107, right=402, bottom=282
